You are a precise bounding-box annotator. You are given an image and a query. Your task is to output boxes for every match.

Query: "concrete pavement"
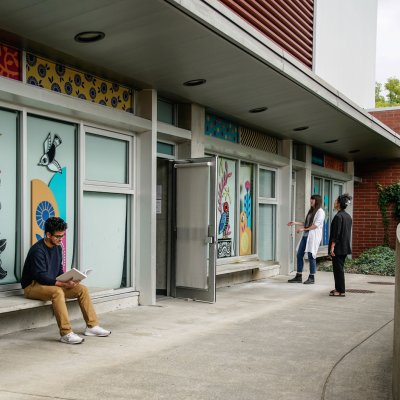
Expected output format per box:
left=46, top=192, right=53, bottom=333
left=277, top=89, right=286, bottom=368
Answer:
left=0, top=271, right=394, bottom=400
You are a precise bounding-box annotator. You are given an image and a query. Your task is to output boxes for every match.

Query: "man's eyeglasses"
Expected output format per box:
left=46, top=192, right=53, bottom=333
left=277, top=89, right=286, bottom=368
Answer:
left=51, top=234, right=65, bottom=239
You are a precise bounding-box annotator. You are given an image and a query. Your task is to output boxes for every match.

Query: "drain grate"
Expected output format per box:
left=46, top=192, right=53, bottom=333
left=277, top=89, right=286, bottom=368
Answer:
left=346, top=289, right=375, bottom=294
left=368, top=281, right=395, bottom=285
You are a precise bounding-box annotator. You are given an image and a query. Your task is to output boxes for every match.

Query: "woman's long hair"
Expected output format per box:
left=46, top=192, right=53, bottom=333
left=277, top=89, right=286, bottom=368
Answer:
left=304, top=194, right=322, bottom=227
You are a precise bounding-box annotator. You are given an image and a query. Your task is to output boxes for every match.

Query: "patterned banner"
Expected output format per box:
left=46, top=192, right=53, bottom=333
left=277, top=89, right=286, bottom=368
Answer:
left=26, top=53, right=133, bottom=113
left=0, top=44, right=21, bottom=80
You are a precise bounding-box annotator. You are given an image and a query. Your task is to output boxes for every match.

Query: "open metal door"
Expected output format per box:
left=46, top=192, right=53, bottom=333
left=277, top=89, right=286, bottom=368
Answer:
left=171, top=156, right=217, bottom=303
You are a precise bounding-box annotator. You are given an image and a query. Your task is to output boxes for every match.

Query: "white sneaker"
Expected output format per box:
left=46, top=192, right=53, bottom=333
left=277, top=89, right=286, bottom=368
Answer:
left=84, top=325, right=111, bottom=337
left=60, top=332, right=84, bottom=344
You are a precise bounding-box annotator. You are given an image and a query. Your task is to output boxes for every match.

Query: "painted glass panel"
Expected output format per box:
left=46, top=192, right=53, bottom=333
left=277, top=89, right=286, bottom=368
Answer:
left=27, top=115, right=76, bottom=271
left=258, top=204, right=276, bottom=261
left=82, top=192, right=130, bottom=289
left=323, top=180, right=331, bottom=245
left=85, top=133, right=128, bottom=184
left=239, top=162, right=254, bottom=256
left=313, top=177, right=322, bottom=195
left=0, top=109, right=18, bottom=284
left=217, top=157, right=236, bottom=258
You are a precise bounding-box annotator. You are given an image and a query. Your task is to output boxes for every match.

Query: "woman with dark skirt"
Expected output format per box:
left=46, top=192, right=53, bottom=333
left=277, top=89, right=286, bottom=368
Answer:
left=328, top=193, right=353, bottom=297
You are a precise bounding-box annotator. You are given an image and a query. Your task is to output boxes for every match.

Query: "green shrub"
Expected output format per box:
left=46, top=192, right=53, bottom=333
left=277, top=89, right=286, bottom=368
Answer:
left=346, top=246, right=395, bottom=276
left=317, top=246, right=396, bottom=276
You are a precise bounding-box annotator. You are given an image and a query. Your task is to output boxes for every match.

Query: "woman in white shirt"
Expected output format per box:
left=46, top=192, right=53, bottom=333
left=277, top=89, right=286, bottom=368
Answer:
left=287, top=194, right=325, bottom=284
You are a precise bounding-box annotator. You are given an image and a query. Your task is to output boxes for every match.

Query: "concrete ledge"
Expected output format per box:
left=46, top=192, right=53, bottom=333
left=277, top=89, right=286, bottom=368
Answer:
left=0, top=288, right=139, bottom=337
left=216, top=261, right=280, bottom=288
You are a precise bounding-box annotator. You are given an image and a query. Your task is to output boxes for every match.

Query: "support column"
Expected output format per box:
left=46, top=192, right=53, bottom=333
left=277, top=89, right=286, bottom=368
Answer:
left=177, top=104, right=205, bottom=158
left=277, top=140, right=292, bottom=275
left=135, top=89, right=157, bottom=305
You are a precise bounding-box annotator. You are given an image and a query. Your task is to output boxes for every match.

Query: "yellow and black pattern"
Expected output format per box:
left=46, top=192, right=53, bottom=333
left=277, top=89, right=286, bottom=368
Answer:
left=26, top=53, right=133, bottom=113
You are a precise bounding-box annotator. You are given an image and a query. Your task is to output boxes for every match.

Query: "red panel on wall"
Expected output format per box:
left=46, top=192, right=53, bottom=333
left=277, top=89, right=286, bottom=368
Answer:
left=0, top=44, right=21, bottom=81
left=219, top=0, right=314, bottom=68
left=324, top=155, right=344, bottom=172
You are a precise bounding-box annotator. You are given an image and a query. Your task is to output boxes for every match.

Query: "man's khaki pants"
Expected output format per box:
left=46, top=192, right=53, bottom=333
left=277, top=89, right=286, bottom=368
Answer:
left=24, top=281, right=99, bottom=336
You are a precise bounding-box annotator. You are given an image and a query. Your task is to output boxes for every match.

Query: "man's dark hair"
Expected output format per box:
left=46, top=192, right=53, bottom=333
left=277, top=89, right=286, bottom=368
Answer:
left=44, top=217, right=68, bottom=234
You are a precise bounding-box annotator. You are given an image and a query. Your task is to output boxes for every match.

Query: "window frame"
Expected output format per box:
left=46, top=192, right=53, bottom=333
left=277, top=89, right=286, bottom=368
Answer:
left=82, top=126, right=135, bottom=193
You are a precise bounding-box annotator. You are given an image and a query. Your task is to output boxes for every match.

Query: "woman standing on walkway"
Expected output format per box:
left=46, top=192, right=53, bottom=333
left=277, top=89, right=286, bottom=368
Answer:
left=328, top=194, right=353, bottom=297
left=287, top=194, right=325, bottom=284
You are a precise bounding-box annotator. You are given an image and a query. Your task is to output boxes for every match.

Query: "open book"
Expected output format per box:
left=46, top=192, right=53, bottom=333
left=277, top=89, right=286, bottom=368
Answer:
left=56, top=268, right=93, bottom=282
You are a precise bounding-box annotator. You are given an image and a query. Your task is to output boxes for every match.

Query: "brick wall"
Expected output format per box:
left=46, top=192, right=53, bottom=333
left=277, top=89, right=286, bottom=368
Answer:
left=370, top=109, right=400, bottom=133
left=353, top=160, right=400, bottom=256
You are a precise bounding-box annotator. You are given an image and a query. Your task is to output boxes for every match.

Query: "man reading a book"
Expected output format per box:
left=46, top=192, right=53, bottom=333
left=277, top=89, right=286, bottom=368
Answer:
left=21, top=217, right=111, bottom=344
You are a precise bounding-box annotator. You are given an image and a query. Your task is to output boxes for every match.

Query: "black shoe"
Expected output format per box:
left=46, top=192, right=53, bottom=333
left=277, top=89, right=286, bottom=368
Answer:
left=303, top=275, right=315, bottom=284
left=288, top=273, right=302, bottom=283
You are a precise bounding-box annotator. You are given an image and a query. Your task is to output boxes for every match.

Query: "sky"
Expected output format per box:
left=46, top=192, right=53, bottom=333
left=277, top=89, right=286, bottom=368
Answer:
left=376, top=0, right=400, bottom=84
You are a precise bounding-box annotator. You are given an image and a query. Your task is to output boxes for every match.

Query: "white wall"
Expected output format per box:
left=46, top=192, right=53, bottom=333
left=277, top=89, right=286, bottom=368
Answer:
left=313, top=0, right=378, bottom=109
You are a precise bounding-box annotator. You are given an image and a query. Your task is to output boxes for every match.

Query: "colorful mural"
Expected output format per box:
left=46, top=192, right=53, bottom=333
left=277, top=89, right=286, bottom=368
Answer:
left=32, top=134, right=67, bottom=271
left=240, top=163, right=253, bottom=256
left=26, top=53, right=133, bottom=113
left=205, top=114, right=239, bottom=143
left=217, top=158, right=236, bottom=258
left=0, top=44, right=21, bottom=81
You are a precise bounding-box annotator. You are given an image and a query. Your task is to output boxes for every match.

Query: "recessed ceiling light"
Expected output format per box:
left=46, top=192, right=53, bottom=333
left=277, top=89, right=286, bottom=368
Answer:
left=293, top=126, right=309, bottom=132
left=325, top=139, right=338, bottom=144
left=74, top=31, right=105, bottom=43
left=349, top=149, right=360, bottom=154
left=183, top=79, right=206, bottom=87
left=249, top=106, right=268, bottom=113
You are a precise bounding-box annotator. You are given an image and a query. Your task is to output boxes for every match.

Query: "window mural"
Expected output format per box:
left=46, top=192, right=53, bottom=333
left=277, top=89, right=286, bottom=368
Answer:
left=0, top=44, right=21, bottom=81
left=217, top=157, right=236, bottom=258
left=205, top=114, right=239, bottom=143
left=27, top=115, right=76, bottom=271
left=239, top=162, right=253, bottom=256
left=26, top=53, right=133, bottom=113
left=0, top=109, right=19, bottom=284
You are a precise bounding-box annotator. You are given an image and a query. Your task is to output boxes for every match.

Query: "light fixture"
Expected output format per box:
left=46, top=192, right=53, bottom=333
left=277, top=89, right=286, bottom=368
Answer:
left=349, top=149, right=360, bottom=154
left=293, top=126, right=309, bottom=132
left=74, top=31, right=105, bottom=43
left=325, top=139, right=338, bottom=144
left=249, top=106, right=268, bottom=113
left=183, top=79, right=206, bottom=87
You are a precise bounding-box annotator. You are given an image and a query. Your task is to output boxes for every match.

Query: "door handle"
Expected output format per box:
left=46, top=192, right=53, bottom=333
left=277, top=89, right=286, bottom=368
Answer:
left=205, top=236, right=215, bottom=245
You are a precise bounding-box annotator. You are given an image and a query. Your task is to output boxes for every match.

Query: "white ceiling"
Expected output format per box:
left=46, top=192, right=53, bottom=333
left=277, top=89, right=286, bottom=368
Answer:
left=0, top=0, right=398, bottom=160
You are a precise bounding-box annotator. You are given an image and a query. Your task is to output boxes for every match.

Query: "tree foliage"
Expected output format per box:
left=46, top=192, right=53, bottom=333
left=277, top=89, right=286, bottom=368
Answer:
left=375, top=76, right=400, bottom=107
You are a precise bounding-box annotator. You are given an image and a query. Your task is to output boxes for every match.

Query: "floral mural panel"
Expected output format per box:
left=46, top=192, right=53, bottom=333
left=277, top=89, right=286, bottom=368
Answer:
left=26, top=53, right=133, bottom=113
left=239, top=162, right=253, bottom=256
left=217, top=157, right=236, bottom=258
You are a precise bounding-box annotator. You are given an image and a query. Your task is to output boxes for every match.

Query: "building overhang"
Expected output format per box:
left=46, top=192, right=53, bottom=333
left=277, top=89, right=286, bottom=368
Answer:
left=0, top=0, right=398, bottom=161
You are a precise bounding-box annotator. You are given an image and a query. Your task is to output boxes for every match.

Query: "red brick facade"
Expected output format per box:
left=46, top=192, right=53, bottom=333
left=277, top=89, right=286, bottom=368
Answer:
left=353, top=108, right=400, bottom=256
left=370, top=109, right=400, bottom=134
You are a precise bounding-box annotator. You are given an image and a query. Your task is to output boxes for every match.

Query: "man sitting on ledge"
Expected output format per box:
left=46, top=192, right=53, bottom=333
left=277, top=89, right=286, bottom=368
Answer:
left=21, top=217, right=111, bottom=344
